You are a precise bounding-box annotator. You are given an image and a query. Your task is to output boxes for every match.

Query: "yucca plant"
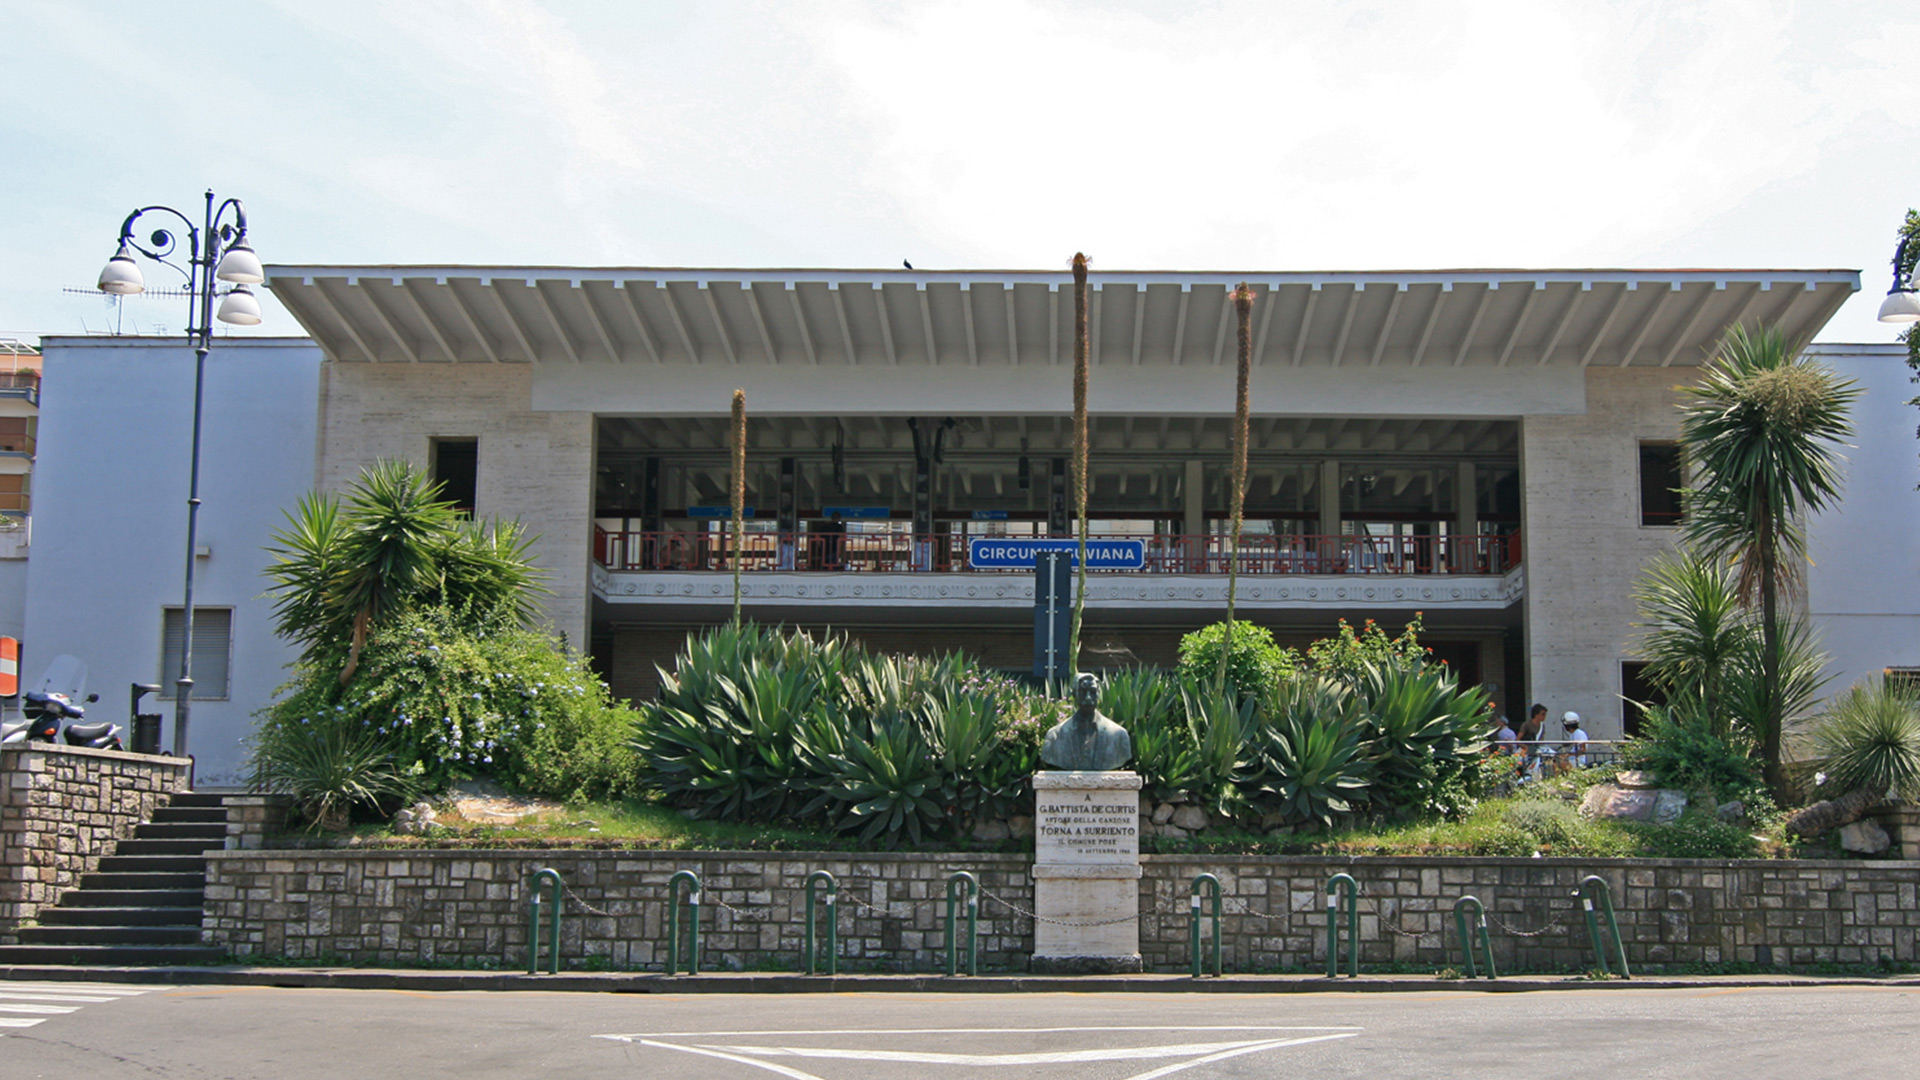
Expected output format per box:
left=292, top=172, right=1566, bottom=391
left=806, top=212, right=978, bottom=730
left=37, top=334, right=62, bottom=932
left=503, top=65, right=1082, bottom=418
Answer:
left=1679, top=325, right=1858, bottom=789
left=1785, top=678, right=1920, bottom=838
left=247, top=713, right=419, bottom=831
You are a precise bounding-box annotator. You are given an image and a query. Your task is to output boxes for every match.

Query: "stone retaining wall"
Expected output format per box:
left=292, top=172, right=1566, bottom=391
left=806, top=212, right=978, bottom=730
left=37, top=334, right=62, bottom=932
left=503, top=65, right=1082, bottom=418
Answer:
left=1, top=743, right=194, bottom=941
left=204, top=848, right=1920, bottom=973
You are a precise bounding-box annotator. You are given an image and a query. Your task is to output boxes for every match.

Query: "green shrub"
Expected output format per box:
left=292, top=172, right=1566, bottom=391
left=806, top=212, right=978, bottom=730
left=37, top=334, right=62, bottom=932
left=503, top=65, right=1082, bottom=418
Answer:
left=254, top=606, right=638, bottom=808
left=1175, top=621, right=1298, bottom=698
left=1807, top=678, right=1920, bottom=801
left=1620, top=706, right=1763, bottom=801
left=1622, top=814, right=1762, bottom=859
left=245, top=712, right=419, bottom=830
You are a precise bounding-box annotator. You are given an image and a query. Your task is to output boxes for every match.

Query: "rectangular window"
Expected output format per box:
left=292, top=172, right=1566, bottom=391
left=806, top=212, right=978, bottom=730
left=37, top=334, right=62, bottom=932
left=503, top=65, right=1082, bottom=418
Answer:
left=1639, top=443, right=1683, bottom=526
left=160, top=607, right=232, bottom=700
left=431, top=438, right=479, bottom=516
left=1621, top=661, right=1664, bottom=737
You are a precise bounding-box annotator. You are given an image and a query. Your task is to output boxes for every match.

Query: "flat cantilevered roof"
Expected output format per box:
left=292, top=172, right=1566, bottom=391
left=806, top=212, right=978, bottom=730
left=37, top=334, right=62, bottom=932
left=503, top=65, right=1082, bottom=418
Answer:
left=264, top=266, right=1859, bottom=370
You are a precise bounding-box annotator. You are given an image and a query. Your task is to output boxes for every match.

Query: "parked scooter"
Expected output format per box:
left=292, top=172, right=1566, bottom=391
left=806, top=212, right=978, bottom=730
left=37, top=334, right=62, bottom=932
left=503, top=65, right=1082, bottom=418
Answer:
left=0, top=655, right=106, bottom=747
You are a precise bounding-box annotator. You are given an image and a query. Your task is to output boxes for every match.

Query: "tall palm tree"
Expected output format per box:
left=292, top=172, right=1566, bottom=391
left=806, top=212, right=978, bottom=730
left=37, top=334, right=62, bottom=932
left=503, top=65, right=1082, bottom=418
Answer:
left=1217, top=283, right=1256, bottom=691
left=731, top=387, right=747, bottom=626
left=1678, top=324, right=1857, bottom=789
left=1067, top=253, right=1090, bottom=676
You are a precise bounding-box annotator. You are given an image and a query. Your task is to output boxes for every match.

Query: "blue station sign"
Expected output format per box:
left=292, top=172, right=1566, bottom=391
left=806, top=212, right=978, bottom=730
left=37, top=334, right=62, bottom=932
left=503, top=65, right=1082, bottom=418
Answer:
left=968, top=537, right=1147, bottom=570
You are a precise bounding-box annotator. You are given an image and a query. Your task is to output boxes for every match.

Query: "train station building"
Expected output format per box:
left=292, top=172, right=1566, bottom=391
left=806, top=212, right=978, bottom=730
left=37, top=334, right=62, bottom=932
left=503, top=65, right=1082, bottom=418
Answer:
left=29, top=261, right=1919, bottom=785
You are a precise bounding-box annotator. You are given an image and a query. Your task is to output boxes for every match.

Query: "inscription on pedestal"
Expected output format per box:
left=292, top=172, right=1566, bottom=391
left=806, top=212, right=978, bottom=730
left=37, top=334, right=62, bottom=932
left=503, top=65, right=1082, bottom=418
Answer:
left=1035, top=789, right=1140, bottom=864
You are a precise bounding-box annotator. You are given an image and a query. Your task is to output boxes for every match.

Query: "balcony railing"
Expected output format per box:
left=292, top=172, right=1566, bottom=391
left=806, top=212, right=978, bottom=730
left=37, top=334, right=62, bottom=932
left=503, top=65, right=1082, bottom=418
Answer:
left=592, top=529, right=1521, bottom=576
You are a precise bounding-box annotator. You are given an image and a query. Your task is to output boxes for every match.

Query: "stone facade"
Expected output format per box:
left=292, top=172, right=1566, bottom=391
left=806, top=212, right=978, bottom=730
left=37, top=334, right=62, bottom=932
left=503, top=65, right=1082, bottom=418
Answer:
left=203, top=850, right=1034, bottom=971
left=1522, top=366, right=1688, bottom=740
left=317, top=361, right=595, bottom=647
left=204, top=848, right=1920, bottom=973
left=0, top=743, right=193, bottom=941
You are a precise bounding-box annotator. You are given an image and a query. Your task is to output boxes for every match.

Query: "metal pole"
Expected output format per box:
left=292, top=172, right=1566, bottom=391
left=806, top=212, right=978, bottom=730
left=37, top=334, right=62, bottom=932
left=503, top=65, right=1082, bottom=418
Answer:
left=172, top=190, right=219, bottom=759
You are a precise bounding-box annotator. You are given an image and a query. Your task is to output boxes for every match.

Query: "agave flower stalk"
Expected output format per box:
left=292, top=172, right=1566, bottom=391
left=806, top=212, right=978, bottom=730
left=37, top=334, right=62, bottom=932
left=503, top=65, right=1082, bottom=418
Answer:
left=1217, top=283, right=1256, bottom=692
left=1067, top=253, right=1091, bottom=679
left=731, top=388, right=747, bottom=626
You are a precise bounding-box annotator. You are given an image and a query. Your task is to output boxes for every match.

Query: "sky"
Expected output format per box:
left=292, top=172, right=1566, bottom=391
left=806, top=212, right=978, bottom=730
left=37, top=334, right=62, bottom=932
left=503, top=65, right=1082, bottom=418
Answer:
left=1, top=0, right=1916, bottom=346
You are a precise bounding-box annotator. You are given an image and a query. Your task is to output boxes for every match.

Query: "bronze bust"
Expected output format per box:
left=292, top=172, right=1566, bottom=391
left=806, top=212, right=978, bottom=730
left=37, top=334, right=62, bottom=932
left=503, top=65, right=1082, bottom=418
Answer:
left=1040, top=673, right=1133, bottom=771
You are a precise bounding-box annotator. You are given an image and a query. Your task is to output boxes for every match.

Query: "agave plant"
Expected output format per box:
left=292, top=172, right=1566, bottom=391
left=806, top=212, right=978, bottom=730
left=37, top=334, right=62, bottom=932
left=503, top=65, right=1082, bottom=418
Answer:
left=1240, top=678, right=1371, bottom=830
left=1354, top=660, right=1490, bottom=819
left=1180, top=680, right=1259, bottom=815
left=820, top=710, right=946, bottom=847
left=1103, top=671, right=1199, bottom=802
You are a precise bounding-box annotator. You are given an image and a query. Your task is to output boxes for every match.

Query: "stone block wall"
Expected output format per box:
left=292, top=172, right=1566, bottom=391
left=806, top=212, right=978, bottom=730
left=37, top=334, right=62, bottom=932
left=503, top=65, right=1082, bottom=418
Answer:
left=204, top=848, right=1920, bottom=973
left=203, top=850, right=1033, bottom=971
left=1141, top=855, right=1920, bottom=972
left=0, top=743, right=194, bottom=941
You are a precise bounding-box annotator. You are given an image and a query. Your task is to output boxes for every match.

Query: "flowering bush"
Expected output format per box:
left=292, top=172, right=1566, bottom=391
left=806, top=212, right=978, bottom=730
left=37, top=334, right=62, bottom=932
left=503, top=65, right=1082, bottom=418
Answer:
left=251, top=606, right=637, bottom=810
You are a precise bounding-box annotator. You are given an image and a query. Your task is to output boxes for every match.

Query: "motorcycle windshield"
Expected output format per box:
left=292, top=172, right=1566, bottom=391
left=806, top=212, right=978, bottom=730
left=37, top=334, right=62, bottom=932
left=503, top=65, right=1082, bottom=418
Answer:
left=32, top=654, right=88, bottom=705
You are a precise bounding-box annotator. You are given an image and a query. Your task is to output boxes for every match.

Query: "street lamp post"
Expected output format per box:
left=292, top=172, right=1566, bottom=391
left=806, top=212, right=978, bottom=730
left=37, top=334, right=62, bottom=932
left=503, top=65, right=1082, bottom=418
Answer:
left=1877, top=232, right=1920, bottom=324
left=97, top=190, right=264, bottom=758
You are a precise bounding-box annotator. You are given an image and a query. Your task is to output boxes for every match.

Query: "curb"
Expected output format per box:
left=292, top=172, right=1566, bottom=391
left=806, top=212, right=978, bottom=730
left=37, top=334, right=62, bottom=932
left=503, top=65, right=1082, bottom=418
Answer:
left=4, top=965, right=1918, bottom=995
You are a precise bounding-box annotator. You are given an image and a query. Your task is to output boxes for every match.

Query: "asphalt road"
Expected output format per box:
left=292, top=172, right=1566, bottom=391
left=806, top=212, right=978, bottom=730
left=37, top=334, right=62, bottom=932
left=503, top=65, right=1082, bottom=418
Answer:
left=1, top=980, right=1914, bottom=1079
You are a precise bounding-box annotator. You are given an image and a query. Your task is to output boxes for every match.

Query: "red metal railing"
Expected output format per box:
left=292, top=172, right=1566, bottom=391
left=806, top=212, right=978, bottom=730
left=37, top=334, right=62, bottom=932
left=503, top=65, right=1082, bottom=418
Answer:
left=592, top=529, right=1521, bottom=576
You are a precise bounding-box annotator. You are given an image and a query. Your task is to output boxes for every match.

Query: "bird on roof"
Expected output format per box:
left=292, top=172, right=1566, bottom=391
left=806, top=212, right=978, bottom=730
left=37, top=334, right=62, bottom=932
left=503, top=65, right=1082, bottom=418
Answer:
left=903, top=260, right=914, bottom=270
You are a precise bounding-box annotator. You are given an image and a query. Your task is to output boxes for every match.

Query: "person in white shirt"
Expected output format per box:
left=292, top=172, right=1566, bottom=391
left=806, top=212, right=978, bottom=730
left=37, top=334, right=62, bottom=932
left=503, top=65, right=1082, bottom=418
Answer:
left=1561, top=711, right=1590, bottom=768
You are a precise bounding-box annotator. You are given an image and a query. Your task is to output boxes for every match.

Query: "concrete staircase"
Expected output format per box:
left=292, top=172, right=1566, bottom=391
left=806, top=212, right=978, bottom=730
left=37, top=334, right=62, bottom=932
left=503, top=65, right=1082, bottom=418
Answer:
left=0, top=792, right=227, bottom=966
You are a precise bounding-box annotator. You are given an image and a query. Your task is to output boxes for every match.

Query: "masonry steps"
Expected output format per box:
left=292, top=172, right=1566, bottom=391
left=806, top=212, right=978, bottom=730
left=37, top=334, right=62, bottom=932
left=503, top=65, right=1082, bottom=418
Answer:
left=0, top=791, right=229, bottom=967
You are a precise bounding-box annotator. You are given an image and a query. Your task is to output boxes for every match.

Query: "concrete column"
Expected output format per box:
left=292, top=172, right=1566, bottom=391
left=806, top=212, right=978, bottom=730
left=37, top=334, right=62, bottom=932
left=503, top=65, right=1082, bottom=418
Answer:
left=1318, top=459, right=1340, bottom=537
left=1457, top=460, right=1478, bottom=572
left=1182, top=460, right=1204, bottom=537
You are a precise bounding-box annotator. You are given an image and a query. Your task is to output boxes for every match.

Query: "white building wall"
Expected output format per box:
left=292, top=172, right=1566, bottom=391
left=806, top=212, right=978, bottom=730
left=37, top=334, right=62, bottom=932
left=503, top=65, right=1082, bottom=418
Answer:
left=24, top=337, right=321, bottom=787
left=1804, top=343, right=1920, bottom=698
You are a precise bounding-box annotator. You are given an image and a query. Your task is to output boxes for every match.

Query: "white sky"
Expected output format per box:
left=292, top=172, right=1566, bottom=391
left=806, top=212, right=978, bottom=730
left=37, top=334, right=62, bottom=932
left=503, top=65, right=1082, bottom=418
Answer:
left=2, top=0, right=1916, bottom=344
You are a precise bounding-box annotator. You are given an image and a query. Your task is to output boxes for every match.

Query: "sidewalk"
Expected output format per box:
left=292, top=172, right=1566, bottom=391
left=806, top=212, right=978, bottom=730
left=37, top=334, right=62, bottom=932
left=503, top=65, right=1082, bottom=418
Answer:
left=4, top=964, right=1916, bottom=994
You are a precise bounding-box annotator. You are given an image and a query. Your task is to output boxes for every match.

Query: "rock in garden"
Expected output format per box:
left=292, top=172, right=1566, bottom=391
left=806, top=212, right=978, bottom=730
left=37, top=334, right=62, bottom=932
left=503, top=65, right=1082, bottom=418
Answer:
left=1152, top=802, right=1175, bottom=825
left=1716, top=800, right=1747, bottom=824
left=393, top=802, right=438, bottom=835
left=1171, top=805, right=1210, bottom=832
left=1615, top=770, right=1658, bottom=790
left=1008, top=815, right=1035, bottom=838
left=1839, top=819, right=1891, bottom=855
left=1582, top=784, right=1653, bottom=821
left=1651, top=790, right=1689, bottom=824
left=972, top=818, right=1011, bottom=842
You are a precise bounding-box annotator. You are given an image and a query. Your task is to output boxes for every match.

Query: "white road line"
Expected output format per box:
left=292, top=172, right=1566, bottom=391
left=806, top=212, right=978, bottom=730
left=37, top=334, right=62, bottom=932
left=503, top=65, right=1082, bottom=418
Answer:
left=698, top=1038, right=1295, bottom=1066
left=600, top=1024, right=1361, bottom=1040
left=0, top=1017, right=48, bottom=1028
left=0, top=984, right=151, bottom=995
left=1121, top=1033, right=1361, bottom=1080
left=640, top=1040, right=828, bottom=1080
left=0, top=1003, right=81, bottom=1015
left=0, top=992, right=125, bottom=1003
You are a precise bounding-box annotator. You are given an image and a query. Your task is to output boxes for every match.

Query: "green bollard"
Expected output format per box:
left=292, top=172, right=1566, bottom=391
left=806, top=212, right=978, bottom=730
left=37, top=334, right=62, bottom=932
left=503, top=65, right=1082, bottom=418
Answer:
left=667, top=870, right=702, bottom=975
left=1325, top=873, right=1359, bottom=978
left=945, top=871, right=978, bottom=977
left=1574, top=875, right=1631, bottom=979
left=1189, top=873, right=1222, bottom=978
left=526, top=868, right=562, bottom=975
left=804, top=870, right=839, bottom=976
left=1450, top=895, right=1497, bottom=979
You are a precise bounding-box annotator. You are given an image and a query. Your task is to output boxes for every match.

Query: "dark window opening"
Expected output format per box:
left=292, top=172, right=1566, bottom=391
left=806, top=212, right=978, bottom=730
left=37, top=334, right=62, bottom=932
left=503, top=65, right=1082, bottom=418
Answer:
left=1639, top=443, right=1683, bottom=526
left=431, top=438, right=479, bottom=517
left=1621, top=661, right=1664, bottom=737
left=161, top=607, right=233, bottom=700
left=1887, top=668, right=1920, bottom=695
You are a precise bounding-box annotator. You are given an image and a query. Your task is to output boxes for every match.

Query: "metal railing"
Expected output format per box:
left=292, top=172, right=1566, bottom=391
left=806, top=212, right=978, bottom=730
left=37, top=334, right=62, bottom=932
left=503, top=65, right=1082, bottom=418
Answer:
left=1489, top=740, right=1623, bottom=775
left=593, top=528, right=1521, bottom=577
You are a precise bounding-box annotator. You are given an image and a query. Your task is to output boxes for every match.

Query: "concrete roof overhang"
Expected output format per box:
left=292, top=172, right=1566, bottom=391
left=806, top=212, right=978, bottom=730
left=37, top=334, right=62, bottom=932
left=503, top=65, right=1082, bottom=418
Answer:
left=264, top=265, right=1859, bottom=371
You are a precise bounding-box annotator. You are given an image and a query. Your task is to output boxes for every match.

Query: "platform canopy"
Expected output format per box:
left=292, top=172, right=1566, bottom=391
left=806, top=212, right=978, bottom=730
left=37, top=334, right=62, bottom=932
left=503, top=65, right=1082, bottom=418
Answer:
left=265, top=265, right=1859, bottom=370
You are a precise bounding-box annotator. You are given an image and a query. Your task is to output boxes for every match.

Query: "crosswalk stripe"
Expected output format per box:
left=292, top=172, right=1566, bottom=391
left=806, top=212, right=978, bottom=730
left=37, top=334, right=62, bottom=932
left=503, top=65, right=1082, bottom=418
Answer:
left=0, top=984, right=151, bottom=995
left=0, top=1003, right=79, bottom=1015
left=0, top=1017, right=47, bottom=1028
left=0, top=992, right=123, bottom=1003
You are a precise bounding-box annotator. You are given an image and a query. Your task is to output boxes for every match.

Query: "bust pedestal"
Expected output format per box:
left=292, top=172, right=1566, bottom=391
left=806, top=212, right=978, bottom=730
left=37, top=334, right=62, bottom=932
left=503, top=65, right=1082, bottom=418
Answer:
left=1030, top=769, right=1143, bottom=974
